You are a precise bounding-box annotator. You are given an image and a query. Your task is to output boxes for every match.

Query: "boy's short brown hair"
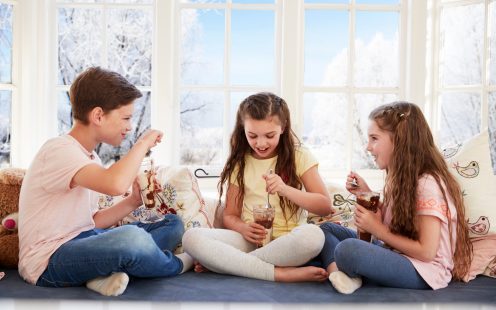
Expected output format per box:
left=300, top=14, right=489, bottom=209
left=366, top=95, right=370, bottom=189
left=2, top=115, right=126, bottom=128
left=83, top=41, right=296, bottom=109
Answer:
left=69, top=67, right=142, bottom=124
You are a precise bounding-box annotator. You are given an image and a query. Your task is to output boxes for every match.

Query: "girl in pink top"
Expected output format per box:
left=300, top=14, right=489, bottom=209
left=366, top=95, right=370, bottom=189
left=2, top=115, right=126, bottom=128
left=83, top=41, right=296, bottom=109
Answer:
left=316, top=101, right=472, bottom=294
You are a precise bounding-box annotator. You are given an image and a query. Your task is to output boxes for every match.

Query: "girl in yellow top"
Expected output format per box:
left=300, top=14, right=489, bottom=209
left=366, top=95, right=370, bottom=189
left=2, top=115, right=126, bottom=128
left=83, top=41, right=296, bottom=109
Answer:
left=183, top=92, right=333, bottom=282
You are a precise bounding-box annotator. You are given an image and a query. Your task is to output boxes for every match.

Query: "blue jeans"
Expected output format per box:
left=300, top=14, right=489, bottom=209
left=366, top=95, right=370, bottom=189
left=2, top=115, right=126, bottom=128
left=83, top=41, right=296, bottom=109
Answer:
left=318, top=222, right=430, bottom=289
left=36, top=214, right=184, bottom=287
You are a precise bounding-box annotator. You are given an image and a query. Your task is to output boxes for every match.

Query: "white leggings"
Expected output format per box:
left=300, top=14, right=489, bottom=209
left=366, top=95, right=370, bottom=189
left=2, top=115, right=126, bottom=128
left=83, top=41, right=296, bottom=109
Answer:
left=182, top=224, right=325, bottom=281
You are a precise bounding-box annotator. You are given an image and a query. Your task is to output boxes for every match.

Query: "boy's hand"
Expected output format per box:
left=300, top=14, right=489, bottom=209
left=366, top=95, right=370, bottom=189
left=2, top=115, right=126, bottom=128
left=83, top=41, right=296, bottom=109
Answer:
left=127, top=179, right=143, bottom=209
left=137, top=129, right=163, bottom=150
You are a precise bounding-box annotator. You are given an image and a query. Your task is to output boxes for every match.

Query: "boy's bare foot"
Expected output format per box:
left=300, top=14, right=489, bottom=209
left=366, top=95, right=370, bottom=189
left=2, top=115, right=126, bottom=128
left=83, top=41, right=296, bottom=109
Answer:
left=274, top=266, right=328, bottom=282
left=194, top=262, right=210, bottom=273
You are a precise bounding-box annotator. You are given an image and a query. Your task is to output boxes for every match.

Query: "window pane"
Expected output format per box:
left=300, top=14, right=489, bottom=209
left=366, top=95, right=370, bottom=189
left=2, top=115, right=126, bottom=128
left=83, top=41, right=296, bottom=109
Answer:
left=303, top=93, right=347, bottom=170
left=58, top=91, right=72, bottom=134
left=107, top=8, right=152, bottom=86
left=96, top=92, right=151, bottom=165
left=232, top=0, right=274, bottom=3
left=304, top=10, right=348, bottom=87
left=0, top=90, right=11, bottom=167
left=356, top=0, right=399, bottom=4
left=231, top=10, right=274, bottom=86
left=0, top=4, right=13, bottom=84
left=489, top=92, right=496, bottom=175
left=305, top=0, right=349, bottom=3
left=440, top=4, right=483, bottom=86
left=352, top=93, right=396, bottom=169
left=105, top=0, right=153, bottom=3
left=230, top=92, right=252, bottom=131
left=490, top=1, right=496, bottom=85
left=180, top=9, right=224, bottom=85
left=58, top=8, right=103, bottom=85
left=181, top=0, right=225, bottom=3
left=355, top=11, right=399, bottom=87
left=180, top=91, right=223, bottom=165
left=439, top=92, right=480, bottom=147
left=58, top=0, right=153, bottom=2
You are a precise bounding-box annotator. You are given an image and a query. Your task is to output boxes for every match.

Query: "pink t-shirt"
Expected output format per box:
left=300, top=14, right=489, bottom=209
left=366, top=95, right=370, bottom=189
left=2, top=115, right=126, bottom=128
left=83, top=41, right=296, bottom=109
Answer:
left=19, top=135, right=100, bottom=284
left=383, top=174, right=457, bottom=290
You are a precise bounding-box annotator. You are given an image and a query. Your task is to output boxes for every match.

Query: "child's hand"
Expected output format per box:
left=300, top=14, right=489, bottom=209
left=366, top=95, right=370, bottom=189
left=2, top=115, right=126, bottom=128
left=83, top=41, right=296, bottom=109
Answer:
left=137, top=129, right=163, bottom=150
left=345, top=171, right=371, bottom=194
left=127, top=179, right=143, bottom=209
left=354, top=204, right=382, bottom=235
left=240, top=222, right=267, bottom=245
left=263, top=173, right=288, bottom=197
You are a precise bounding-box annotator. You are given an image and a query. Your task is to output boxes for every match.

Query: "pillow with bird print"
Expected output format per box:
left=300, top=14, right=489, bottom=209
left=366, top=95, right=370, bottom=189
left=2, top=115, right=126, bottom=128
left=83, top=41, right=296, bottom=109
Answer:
left=307, top=182, right=357, bottom=230
left=442, top=129, right=495, bottom=238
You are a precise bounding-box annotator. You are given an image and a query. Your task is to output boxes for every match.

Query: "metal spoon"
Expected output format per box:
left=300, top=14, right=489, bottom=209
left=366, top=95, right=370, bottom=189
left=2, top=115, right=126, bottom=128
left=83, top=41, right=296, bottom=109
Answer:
left=267, top=169, right=273, bottom=208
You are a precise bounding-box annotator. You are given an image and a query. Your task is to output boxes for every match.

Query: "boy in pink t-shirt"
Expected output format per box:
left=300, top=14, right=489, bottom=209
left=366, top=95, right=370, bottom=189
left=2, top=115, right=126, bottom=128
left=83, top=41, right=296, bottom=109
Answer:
left=19, top=67, right=192, bottom=296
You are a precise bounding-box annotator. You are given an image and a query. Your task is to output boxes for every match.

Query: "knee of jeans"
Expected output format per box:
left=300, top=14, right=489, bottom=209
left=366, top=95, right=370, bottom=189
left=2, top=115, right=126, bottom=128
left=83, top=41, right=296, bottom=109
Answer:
left=335, top=238, right=359, bottom=265
left=165, top=213, right=183, bottom=226
left=119, top=225, right=157, bottom=255
left=319, top=222, right=341, bottom=234
left=295, top=224, right=325, bottom=256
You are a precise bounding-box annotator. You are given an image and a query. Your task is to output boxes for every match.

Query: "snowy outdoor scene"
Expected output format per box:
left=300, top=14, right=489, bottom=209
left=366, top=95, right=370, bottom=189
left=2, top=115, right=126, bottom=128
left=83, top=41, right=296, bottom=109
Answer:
left=0, top=0, right=495, bottom=174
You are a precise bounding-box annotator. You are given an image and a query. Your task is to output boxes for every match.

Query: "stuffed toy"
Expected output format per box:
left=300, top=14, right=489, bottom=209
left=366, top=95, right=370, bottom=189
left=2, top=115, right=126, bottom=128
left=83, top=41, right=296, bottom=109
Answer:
left=0, top=168, right=25, bottom=268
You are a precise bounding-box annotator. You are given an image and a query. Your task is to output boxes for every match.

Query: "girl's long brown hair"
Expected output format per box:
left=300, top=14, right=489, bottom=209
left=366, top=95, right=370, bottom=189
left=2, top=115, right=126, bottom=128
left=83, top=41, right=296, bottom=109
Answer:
left=218, top=92, right=302, bottom=221
left=370, top=101, right=472, bottom=281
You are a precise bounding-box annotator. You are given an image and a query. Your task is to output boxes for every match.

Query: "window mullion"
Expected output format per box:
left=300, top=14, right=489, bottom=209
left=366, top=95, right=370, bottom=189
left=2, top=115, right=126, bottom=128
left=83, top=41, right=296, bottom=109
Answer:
left=481, top=0, right=490, bottom=129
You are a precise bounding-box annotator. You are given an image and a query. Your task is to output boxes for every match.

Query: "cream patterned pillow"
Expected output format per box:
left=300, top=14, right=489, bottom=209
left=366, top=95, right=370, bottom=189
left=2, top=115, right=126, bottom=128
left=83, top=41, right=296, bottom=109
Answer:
left=98, top=166, right=214, bottom=230
left=307, top=182, right=356, bottom=230
left=443, top=129, right=496, bottom=237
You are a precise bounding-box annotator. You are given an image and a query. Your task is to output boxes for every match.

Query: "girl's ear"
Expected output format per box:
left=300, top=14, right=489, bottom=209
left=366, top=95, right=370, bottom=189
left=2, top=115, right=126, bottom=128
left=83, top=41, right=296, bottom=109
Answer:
left=89, top=107, right=104, bottom=125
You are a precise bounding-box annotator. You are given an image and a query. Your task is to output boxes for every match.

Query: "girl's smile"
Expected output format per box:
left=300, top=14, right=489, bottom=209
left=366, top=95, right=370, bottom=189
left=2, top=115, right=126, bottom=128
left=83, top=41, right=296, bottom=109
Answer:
left=243, top=116, right=283, bottom=159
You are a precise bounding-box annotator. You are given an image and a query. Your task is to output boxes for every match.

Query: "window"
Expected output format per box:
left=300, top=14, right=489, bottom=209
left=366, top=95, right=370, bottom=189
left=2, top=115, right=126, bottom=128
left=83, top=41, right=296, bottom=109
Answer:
left=432, top=0, right=496, bottom=173
left=56, top=0, right=153, bottom=164
left=301, top=0, right=402, bottom=173
left=0, top=1, right=14, bottom=168
left=178, top=0, right=279, bottom=166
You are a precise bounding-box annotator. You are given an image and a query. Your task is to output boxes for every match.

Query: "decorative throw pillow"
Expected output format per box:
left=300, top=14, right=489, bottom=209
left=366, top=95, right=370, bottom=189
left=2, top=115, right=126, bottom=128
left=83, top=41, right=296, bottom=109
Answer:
left=443, top=129, right=496, bottom=237
left=307, top=182, right=357, bottom=230
left=98, top=166, right=214, bottom=230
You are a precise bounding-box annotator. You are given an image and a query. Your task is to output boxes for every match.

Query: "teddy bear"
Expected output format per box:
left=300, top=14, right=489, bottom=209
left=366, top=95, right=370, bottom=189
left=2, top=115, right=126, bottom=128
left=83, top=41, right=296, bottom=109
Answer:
left=0, top=167, right=25, bottom=268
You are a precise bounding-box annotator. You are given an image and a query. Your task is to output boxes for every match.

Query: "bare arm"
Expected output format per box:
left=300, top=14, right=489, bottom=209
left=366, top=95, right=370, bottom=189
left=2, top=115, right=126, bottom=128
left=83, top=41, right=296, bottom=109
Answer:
left=93, top=180, right=143, bottom=229
left=357, top=205, right=442, bottom=262
left=72, top=130, right=162, bottom=196
left=265, top=165, right=333, bottom=216
left=223, top=184, right=266, bottom=244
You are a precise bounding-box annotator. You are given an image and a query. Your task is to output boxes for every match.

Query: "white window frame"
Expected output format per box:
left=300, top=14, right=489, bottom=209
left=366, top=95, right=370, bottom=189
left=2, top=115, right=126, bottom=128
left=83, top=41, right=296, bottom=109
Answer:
left=427, top=0, right=495, bottom=141
left=284, top=0, right=413, bottom=184
left=17, top=0, right=492, bottom=190
left=0, top=0, right=18, bottom=167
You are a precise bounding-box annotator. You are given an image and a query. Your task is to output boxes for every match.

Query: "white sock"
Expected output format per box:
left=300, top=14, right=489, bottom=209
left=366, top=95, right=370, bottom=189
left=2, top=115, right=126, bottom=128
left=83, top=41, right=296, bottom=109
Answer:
left=86, top=272, right=129, bottom=296
left=176, top=252, right=194, bottom=274
left=328, top=271, right=362, bottom=294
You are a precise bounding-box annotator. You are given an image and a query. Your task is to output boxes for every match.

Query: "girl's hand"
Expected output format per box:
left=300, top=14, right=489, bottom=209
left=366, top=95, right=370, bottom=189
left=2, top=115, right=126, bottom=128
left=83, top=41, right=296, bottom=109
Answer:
left=239, top=222, right=267, bottom=245
left=345, top=171, right=371, bottom=194
left=354, top=204, right=383, bottom=235
left=137, top=129, right=163, bottom=150
left=264, top=172, right=288, bottom=197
